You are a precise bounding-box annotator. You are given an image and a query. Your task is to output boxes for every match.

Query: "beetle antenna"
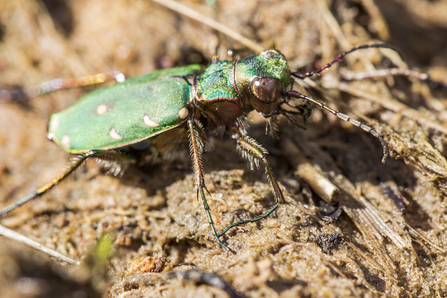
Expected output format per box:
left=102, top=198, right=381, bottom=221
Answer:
left=291, top=44, right=401, bottom=79
left=284, top=91, right=388, bottom=163
left=340, top=68, right=447, bottom=91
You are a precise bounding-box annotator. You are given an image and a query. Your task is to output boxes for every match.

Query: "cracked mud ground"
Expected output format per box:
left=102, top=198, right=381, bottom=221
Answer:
left=0, top=0, right=447, bottom=297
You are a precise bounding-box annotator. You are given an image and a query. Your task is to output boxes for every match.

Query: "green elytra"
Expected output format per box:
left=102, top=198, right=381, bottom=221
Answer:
left=0, top=46, right=393, bottom=251
left=47, top=65, right=203, bottom=153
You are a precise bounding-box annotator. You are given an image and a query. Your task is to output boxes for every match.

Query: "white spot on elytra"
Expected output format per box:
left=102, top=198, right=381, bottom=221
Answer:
left=109, top=128, right=122, bottom=140
left=178, top=107, right=189, bottom=119
left=51, top=118, right=59, bottom=131
left=115, top=72, right=125, bottom=83
left=61, top=135, right=70, bottom=148
left=96, top=104, right=107, bottom=115
left=143, top=115, right=159, bottom=127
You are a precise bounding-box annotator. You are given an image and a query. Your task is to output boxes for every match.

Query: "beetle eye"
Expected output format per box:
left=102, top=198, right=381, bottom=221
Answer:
left=250, top=77, right=283, bottom=103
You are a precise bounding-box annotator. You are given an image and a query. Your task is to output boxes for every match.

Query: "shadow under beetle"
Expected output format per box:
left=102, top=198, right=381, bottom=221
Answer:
left=1, top=44, right=400, bottom=251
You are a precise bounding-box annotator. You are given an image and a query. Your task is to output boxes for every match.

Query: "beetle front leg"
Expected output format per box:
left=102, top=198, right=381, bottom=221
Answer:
left=234, top=135, right=285, bottom=204
left=187, top=120, right=231, bottom=251
left=216, top=130, right=284, bottom=237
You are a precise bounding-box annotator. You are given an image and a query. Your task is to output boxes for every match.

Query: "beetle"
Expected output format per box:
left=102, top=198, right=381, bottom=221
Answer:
left=0, top=44, right=397, bottom=251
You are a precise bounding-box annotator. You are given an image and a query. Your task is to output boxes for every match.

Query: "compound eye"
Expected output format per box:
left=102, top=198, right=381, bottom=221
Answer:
left=250, top=77, right=283, bottom=103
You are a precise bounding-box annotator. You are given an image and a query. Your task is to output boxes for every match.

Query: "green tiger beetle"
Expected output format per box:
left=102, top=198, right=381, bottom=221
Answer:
left=0, top=44, right=421, bottom=251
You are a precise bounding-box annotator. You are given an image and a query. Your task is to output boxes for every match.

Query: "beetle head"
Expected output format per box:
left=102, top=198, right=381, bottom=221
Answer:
left=235, top=50, right=311, bottom=127
left=235, top=50, right=290, bottom=116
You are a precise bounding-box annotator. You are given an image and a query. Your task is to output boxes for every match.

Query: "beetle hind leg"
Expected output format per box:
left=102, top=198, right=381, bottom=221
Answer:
left=0, top=151, right=99, bottom=216
left=0, top=150, right=136, bottom=217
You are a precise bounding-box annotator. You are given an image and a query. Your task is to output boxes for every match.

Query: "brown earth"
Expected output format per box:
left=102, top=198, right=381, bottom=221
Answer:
left=0, top=0, right=447, bottom=297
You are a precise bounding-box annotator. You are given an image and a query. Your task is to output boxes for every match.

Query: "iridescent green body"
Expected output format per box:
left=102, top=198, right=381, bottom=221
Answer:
left=48, top=65, right=203, bottom=153
left=48, top=50, right=291, bottom=154
left=2, top=45, right=393, bottom=251
left=6, top=49, right=308, bottom=251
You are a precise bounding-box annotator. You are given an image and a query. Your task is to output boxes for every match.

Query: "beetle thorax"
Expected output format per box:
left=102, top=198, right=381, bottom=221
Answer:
left=193, top=60, right=245, bottom=126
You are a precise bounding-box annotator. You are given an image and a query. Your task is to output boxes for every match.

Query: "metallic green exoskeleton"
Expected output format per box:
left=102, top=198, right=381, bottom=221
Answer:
left=0, top=46, right=392, bottom=251
left=47, top=65, right=203, bottom=153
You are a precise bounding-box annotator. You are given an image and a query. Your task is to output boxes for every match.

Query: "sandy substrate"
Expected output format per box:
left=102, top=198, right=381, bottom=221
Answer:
left=0, top=0, right=447, bottom=297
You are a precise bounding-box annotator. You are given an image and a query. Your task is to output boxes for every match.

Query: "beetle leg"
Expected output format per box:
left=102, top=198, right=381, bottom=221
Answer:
left=218, top=204, right=278, bottom=237
left=0, top=150, right=135, bottom=216
left=0, top=71, right=125, bottom=103
left=234, top=135, right=285, bottom=204
left=95, top=150, right=138, bottom=176
left=215, top=131, right=284, bottom=237
left=0, top=151, right=99, bottom=216
left=187, top=120, right=231, bottom=251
